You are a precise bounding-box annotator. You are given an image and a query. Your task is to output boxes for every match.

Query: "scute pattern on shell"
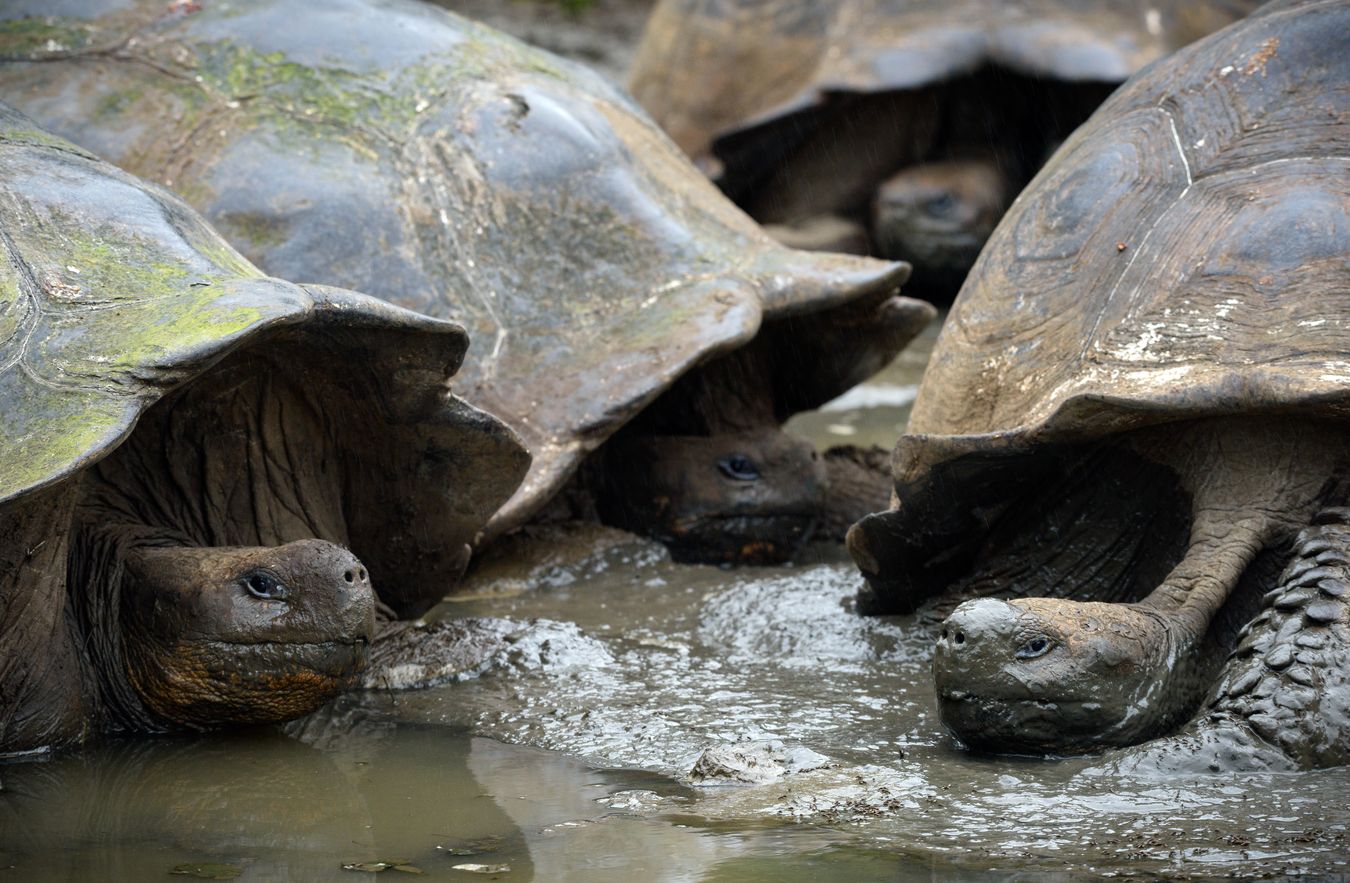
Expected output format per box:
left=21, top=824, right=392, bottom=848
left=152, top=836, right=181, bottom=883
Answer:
left=0, top=0, right=920, bottom=537
left=898, top=0, right=1350, bottom=481
left=0, top=103, right=323, bottom=503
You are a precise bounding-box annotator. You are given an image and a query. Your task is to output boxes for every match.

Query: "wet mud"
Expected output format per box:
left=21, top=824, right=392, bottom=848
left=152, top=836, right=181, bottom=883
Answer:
left=351, top=542, right=1350, bottom=879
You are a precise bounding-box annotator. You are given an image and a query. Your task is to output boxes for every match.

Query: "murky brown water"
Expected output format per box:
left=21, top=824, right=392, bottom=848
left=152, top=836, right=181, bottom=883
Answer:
left=4, top=326, right=1349, bottom=880
left=784, top=315, right=938, bottom=451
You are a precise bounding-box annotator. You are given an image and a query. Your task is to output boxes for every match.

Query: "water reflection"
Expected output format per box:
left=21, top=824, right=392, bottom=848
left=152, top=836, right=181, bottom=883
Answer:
left=0, top=723, right=550, bottom=880
left=783, top=309, right=939, bottom=450
left=0, top=733, right=378, bottom=879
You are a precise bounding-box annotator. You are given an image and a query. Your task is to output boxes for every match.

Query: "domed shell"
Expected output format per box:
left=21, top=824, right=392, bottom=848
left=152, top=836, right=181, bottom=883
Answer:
left=898, top=0, right=1350, bottom=479
left=0, top=101, right=527, bottom=614
left=844, top=0, right=1348, bottom=613
left=629, top=0, right=1259, bottom=169
left=0, top=0, right=924, bottom=537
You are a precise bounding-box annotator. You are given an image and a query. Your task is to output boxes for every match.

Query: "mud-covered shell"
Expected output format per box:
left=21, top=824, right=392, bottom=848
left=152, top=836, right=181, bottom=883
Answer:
left=629, top=0, right=1258, bottom=168
left=0, top=101, right=527, bottom=612
left=896, top=0, right=1350, bottom=480
left=0, top=0, right=924, bottom=538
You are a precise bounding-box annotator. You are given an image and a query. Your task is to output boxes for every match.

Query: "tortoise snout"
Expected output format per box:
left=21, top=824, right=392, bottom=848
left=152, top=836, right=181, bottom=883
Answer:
left=934, top=598, right=1021, bottom=683
left=338, top=557, right=370, bottom=595
left=326, top=548, right=375, bottom=622
left=281, top=539, right=377, bottom=637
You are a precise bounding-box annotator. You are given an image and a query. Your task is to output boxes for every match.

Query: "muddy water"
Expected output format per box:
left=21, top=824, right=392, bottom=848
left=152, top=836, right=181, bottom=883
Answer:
left=784, top=315, right=937, bottom=450
left=3, top=329, right=1349, bottom=880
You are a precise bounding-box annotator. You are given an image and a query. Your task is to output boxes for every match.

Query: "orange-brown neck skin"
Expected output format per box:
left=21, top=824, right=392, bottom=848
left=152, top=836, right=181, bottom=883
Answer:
left=123, top=631, right=367, bottom=729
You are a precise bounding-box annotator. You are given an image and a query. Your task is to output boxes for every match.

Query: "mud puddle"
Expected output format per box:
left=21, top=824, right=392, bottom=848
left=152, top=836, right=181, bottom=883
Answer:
left=346, top=542, right=1350, bottom=880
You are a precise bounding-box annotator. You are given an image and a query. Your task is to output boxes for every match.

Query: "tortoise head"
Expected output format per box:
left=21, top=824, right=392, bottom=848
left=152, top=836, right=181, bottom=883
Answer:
left=932, top=598, right=1182, bottom=754
left=871, top=158, right=1009, bottom=270
left=119, top=539, right=375, bottom=729
left=597, top=428, right=827, bottom=564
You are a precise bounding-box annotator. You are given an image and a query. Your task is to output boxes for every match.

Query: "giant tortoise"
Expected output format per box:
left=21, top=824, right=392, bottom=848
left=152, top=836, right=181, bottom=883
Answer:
left=846, top=0, right=1350, bottom=769
left=629, top=0, right=1258, bottom=297
left=0, top=104, right=526, bottom=754
left=0, top=0, right=933, bottom=565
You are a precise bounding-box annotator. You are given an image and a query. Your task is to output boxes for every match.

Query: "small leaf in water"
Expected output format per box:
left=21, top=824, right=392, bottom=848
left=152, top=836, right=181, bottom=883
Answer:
left=452, top=864, right=510, bottom=874
left=342, top=860, right=425, bottom=875
left=170, top=863, right=242, bottom=880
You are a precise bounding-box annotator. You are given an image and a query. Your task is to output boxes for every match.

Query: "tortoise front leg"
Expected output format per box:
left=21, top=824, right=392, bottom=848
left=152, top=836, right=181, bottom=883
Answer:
left=1110, top=509, right=1350, bottom=774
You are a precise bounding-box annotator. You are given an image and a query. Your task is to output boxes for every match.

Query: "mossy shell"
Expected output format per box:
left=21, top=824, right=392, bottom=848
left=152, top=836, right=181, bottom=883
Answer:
left=0, top=101, right=527, bottom=616
left=0, top=0, right=926, bottom=538
left=628, top=0, right=1258, bottom=169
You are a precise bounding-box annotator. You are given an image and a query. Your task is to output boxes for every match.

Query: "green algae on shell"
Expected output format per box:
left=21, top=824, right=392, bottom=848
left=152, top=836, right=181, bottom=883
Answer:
left=0, top=0, right=931, bottom=543
left=0, top=102, right=528, bottom=752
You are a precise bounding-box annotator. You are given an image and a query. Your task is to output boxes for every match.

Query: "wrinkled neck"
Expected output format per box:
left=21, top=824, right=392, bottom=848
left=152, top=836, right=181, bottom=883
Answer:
left=1103, top=605, right=1212, bottom=745
left=1138, top=510, right=1273, bottom=646
left=0, top=484, right=88, bottom=754
left=65, top=520, right=180, bottom=736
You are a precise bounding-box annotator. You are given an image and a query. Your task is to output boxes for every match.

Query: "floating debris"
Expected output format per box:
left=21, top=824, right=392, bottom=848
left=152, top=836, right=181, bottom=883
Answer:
left=341, top=860, right=425, bottom=874
left=169, top=863, right=241, bottom=880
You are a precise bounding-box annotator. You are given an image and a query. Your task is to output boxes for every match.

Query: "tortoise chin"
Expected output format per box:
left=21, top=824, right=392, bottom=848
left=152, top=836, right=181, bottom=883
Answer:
left=936, top=691, right=1083, bottom=755
left=936, top=687, right=1146, bottom=756
left=127, top=637, right=370, bottom=729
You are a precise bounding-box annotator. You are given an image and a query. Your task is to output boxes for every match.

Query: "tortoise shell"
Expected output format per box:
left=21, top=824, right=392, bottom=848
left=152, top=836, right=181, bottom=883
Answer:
left=0, top=0, right=925, bottom=538
left=902, top=0, right=1350, bottom=476
left=0, top=102, right=529, bottom=749
left=849, top=0, right=1350, bottom=603
left=0, top=101, right=527, bottom=617
left=629, top=0, right=1260, bottom=172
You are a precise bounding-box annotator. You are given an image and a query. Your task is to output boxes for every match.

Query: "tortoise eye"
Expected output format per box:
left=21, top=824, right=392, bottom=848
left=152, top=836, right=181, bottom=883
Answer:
left=243, top=570, right=289, bottom=601
left=1015, top=636, right=1052, bottom=660
left=925, top=192, right=957, bottom=216
left=717, top=454, right=760, bottom=482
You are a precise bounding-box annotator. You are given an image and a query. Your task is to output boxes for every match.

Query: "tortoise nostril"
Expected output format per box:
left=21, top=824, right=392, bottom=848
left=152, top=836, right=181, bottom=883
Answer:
left=941, top=628, right=948, bottom=640
left=955, top=631, right=966, bottom=645
left=343, top=570, right=355, bottom=584
left=359, top=568, right=368, bottom=582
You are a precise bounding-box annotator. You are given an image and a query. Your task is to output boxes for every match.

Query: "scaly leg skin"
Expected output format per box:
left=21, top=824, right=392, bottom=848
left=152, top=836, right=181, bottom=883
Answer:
left=1105, top=509, right=1350, bottom=775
